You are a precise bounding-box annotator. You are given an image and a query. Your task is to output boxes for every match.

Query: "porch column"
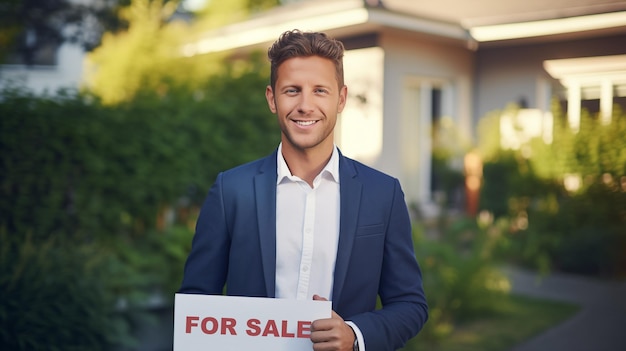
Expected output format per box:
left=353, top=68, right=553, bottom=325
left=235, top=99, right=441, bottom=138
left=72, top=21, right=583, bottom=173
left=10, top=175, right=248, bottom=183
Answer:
left=567, top=81, right=581, bottom=132
left=600, top=79, right=613, bottom=125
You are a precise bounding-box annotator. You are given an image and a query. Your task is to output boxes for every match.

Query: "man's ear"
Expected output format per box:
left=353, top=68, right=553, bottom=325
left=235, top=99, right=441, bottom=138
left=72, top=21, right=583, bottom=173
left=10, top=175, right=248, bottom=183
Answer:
left=337, top=85, right=348, bottom=113
left=266, top=85, right=277, bottom=113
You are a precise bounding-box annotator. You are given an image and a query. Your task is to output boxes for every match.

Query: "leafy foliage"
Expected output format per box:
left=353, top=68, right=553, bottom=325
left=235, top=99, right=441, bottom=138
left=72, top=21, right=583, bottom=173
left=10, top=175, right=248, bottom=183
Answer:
left=0, top=232, right=133, bottom=351
left=1, top=1, right=286, bottom=348
left=86, top=0, right=281, bottom=104
left=86, top=0, right=196, bottom=104
left=478, top=104, right=626, bottom=277
left=0, top=51, right=278, bottom=348
left=1, top=58, right=278, bottom=241
left=406, top=218, right=510, bottom=347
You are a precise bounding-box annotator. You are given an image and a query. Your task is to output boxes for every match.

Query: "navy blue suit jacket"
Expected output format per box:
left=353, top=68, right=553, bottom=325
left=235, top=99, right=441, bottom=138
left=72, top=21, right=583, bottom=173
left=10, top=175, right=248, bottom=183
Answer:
left=180, top=150, right=428, bottom=351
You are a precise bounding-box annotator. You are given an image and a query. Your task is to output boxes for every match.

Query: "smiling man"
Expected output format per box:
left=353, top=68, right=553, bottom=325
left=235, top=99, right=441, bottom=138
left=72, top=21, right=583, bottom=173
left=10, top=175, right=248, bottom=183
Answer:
left=266, top=53, right=346, bottom=186
left=179, top=29, right=428, bottom=351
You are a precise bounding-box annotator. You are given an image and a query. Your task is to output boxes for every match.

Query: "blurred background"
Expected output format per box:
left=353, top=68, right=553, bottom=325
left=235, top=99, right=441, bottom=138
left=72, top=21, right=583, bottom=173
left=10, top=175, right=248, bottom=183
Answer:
left=1, top=0, right=625, bottom=350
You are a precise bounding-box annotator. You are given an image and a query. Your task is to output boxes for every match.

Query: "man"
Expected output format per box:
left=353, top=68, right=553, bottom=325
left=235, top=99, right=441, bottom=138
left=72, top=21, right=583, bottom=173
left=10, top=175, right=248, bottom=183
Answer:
left=180, top=29, right=428, bottom=351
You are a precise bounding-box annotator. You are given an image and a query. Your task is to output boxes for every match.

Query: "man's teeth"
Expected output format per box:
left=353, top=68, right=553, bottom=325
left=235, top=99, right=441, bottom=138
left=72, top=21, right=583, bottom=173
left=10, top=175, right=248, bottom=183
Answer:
left=296, top=120, right=316, bottom=126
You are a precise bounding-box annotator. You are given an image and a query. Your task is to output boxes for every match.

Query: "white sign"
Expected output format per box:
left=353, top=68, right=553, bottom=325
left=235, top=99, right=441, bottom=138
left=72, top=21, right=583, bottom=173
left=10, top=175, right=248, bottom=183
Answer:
left=173, top=293, right=332, bottom=351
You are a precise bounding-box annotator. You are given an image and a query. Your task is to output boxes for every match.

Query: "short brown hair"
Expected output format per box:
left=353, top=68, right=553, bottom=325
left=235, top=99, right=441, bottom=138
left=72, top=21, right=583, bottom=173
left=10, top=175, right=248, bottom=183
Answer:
left=267, top=29, right=345, bottom=90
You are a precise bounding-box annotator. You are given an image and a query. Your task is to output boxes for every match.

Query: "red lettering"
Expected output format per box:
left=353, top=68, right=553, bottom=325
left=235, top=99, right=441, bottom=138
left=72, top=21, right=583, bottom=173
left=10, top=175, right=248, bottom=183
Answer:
left=201, top=317, right=219, bottom=334
left=244, top=319, right=311, bottom=338
left=262, top=319, right=280, bottom=337
left=246, top=318, right=261, bottom=336
left=186, top=316, right=199, bottom=333
left=297, top=321, right=311, bottom=338
left=281, top=320, right=295, bottom=338
left=221, top=317, right=237, bottom=335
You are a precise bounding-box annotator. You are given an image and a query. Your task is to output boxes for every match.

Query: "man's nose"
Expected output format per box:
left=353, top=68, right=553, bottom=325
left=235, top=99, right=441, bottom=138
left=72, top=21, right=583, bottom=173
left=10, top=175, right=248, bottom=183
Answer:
left=297, top=93, right=314, bottom=114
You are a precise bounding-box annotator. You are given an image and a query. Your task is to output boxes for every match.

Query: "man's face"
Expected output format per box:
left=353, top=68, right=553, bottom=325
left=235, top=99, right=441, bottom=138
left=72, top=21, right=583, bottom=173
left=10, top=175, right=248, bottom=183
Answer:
left=266, top=56, right=347, bottom=153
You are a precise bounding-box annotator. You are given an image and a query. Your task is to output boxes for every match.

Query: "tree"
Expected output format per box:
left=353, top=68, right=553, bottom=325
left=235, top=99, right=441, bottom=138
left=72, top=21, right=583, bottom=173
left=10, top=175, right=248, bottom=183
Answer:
left=85, top=0, right=281, bottom=104
left=0, top=0, right=130, bottom=65
left=85, top=0, right=187, bottom=104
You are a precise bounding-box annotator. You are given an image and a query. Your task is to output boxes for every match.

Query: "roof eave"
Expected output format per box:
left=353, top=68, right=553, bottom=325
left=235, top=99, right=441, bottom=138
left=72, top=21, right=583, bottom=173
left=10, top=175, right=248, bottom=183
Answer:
left=181, top=6, right=469, bottom=57
left=469, top=11, right=626, bottom=42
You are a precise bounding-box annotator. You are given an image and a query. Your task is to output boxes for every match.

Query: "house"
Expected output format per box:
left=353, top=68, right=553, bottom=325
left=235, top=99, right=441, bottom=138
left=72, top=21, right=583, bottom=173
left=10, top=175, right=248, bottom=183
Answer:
left=0, top=0, right=99, bottom=95
left=181, top=0, right=626, bottom=215
left=0, top=42, right=86, bottom=95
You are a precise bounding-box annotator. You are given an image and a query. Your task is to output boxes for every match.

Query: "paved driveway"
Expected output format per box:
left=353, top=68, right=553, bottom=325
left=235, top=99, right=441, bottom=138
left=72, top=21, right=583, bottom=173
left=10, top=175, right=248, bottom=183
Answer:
left=501, top=266, right=626, bottom=351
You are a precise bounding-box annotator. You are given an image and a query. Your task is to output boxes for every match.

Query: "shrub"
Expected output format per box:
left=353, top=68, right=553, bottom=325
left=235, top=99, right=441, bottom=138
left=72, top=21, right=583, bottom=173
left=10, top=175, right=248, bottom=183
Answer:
left=406, top=217, right=510, bottom=348
left=0, top=232, right=134, bottom=351
left=478, top=105, right=626, bottom=277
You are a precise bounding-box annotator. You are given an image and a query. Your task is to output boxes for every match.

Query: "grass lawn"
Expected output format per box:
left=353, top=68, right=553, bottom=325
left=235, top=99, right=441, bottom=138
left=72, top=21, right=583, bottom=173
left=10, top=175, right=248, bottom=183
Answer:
left=402, top=294, right=580, bottom=351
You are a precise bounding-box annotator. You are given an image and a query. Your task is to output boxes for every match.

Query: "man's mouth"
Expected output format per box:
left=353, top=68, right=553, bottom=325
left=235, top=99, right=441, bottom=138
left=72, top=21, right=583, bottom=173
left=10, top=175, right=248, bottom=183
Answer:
left=295, top=120, right=318, bottom=126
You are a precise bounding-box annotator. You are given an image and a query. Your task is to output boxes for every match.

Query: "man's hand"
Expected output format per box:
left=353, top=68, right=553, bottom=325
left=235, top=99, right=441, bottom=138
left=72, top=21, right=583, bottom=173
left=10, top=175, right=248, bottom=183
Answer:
left=311, top=295, right=355, bottom=351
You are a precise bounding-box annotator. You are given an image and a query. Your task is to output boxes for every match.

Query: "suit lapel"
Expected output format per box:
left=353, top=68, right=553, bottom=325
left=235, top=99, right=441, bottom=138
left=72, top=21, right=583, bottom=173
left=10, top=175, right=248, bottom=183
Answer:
left=332, top=154, right=362, bottom=303
left=255, top=150, right=361, bottom=300
left=255, top=151, right=278, bottom=297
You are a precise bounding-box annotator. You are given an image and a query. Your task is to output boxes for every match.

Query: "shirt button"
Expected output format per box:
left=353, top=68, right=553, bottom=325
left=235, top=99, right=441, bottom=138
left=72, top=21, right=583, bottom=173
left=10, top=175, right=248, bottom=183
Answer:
left=302, top=265, right=309, bottom=272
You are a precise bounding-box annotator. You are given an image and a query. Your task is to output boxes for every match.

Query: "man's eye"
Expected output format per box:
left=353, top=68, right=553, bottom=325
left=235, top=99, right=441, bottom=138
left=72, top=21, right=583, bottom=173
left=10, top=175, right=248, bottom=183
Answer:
left=285, top=88, right=298, bottom=94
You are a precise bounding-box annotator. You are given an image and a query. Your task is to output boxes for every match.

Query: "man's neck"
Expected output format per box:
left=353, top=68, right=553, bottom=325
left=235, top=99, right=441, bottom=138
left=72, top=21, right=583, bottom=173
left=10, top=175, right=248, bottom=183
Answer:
left=281, top=144, right=333, bottom=187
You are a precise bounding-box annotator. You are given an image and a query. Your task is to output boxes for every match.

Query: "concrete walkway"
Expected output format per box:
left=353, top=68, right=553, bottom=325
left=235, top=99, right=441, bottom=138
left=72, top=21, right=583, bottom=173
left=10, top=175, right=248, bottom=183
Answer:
left=500, top=266, right=626, bottom=351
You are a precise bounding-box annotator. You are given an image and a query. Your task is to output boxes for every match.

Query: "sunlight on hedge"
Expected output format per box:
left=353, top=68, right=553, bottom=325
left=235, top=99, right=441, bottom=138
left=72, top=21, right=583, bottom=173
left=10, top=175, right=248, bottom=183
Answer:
left=477, top=102, right=626, bottom=277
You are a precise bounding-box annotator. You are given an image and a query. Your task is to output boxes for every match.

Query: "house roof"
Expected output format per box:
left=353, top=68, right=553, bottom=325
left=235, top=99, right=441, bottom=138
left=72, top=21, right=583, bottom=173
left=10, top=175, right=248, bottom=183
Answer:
left=384, top=0, right=626, bottom=42
left=382, top=0, right=626, bottom=26
left=182, top=0, right=626, bottom=56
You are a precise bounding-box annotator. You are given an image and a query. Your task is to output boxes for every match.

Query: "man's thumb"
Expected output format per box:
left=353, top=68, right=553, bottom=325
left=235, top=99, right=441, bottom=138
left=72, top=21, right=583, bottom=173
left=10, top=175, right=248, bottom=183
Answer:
left=312, top=294, right=328, bottom=301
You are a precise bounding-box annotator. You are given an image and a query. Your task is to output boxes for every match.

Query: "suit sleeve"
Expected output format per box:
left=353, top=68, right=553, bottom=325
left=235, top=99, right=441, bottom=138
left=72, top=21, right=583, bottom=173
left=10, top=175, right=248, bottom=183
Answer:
left=350, top=179, right=428, bottom=351
left=179, top=172, right=230, bottom=294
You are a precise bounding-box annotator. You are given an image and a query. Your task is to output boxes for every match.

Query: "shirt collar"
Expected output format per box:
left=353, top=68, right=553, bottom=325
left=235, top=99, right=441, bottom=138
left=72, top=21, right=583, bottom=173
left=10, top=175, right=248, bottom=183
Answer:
left=276, top=143, right=340, bottom=185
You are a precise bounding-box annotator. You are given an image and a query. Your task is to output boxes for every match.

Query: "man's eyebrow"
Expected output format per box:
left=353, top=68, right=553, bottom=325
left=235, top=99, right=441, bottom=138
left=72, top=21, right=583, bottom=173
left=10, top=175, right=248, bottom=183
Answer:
left=279, top=82, right=300, bottom=87
left=280, top=84, right=301, bottom=90
left=279, top=83, right=333, bottom=90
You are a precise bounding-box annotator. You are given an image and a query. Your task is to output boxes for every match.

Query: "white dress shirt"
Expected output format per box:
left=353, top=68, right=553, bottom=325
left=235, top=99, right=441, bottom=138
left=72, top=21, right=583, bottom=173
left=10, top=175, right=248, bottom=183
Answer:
left=275, top=143, right=365, bottom=351
left=275, top=143, right=340, bottom=300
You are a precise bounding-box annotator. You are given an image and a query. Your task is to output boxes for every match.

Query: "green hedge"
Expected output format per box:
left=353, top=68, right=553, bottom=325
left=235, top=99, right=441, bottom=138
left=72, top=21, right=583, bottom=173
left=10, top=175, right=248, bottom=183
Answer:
left=0, top=60, right=279, bottom=349
left=0, top=232, right=127, bottom=350
left=479, top=106, right=626, bottom=277
left=1, top=66, right=278, bottom=243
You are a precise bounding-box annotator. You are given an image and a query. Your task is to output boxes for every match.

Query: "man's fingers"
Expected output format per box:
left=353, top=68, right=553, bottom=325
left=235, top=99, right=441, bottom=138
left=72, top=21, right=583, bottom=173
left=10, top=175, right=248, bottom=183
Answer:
left=313, top=294, right=328, bottom=301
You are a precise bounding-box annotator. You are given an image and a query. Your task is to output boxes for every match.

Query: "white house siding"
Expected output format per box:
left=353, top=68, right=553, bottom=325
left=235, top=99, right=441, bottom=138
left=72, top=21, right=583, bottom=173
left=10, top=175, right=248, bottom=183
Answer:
left=0, top=43, right=85, bottom=95
left=376, top=30, right=474, bottom=209
left=338, top=47, right=385, bottom=166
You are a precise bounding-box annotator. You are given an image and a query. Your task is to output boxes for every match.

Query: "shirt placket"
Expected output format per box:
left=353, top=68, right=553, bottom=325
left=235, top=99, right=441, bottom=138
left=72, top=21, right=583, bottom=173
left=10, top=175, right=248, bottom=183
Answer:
left=296, top=188, right=316, bottom=300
